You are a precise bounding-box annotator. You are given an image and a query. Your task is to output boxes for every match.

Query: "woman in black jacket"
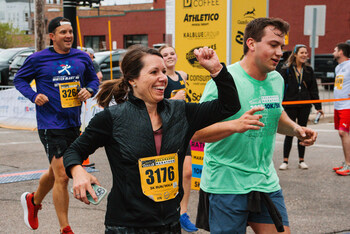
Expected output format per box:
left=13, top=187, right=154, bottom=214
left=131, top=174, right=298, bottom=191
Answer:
left=279, top=44, right=324, bottom=170
left=63, top=45, right=253, bottom=233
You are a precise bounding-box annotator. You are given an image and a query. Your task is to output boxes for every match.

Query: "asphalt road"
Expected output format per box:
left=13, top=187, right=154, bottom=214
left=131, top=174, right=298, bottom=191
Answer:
left=1, top=116, right=350, bottom=234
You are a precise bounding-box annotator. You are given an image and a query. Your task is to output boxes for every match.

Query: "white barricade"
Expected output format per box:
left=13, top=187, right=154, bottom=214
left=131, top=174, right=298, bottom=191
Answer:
left=0, top=87, right=104, bottom=130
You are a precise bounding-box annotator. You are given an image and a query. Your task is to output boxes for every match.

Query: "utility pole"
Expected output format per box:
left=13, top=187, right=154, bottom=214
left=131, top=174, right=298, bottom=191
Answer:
left=28, top=0, right=31, bottom=34
left=35, top=0, right=45, bottom=51
left=63, top=0, right=77, bottom=48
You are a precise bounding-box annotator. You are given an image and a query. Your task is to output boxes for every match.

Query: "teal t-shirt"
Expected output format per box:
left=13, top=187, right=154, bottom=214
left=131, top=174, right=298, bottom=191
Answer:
left=200, top=62, right=284, bottom=194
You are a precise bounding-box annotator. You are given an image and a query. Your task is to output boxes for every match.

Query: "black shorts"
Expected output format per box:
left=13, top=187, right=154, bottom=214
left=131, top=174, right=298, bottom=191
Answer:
left=196, top=189, right=210, bottom=231
left=186, top=143, right=192, bottom=156
left=38, top=127, right=80, bottom=163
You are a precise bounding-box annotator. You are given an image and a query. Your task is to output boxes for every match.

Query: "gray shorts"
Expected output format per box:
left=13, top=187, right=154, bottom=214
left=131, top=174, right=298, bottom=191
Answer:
left=38, top=127, right=80, bottom=163
left=209, top=189, right=289, bottom=233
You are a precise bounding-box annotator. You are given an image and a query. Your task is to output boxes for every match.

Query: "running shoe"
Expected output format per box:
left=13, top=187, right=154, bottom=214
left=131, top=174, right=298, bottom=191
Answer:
left=336, top=164, right=350, bottom=176
left=298, top=162, right=309, bottom=169
left=21, top=192, right=42, bottom=230
left=333, top=162, right=345, bottom=171
left=279, top=162, right=288, bottom=170
left=61, top=225, right=74, bottom=234
left=180, top=213, right=198, bottom=232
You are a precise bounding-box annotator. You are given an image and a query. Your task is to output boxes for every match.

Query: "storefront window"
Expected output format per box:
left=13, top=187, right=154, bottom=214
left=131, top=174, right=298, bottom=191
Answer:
left=124, top=34, right=148, bottom=48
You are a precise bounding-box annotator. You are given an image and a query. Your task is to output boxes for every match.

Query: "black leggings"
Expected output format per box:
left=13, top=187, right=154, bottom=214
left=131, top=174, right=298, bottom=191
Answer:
left=283, top=107, right=311, bottom=160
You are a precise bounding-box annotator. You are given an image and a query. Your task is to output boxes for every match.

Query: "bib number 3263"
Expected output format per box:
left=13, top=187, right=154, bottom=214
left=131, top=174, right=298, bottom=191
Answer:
left=59, top=81, right=81, bottom=108
left=138, top=153, right=179, bottom=202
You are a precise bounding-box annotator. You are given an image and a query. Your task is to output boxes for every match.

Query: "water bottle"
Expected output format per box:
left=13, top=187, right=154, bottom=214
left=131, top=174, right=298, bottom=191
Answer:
left=314, top=112, right=322, bottom=124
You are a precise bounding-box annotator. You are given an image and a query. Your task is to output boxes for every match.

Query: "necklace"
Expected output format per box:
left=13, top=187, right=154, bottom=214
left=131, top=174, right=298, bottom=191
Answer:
left=293, top=66, right=303, bottom=92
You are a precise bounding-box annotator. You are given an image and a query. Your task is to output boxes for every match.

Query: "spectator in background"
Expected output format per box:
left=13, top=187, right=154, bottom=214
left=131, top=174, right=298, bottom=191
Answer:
left=159, top=45, right=197, bottom=232
left=332, top=43, right=350, bottom=175
left=279, top=44, right=323, bottom=170
left=87, top=48, right=103, bottom=83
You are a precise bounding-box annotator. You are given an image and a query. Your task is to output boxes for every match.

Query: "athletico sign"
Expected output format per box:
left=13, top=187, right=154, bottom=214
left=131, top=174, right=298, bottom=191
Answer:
left=174, top=0, right=267, bottom=190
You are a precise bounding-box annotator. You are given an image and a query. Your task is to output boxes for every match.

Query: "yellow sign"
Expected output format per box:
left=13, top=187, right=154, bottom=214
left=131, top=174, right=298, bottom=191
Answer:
left=175, top=0, right=267, bottom=190
left=191, top=149, right=204, bottom=190
left=138, top=153, right=179, bottom=202
left=231, top=0, right=267, bottom=63
left=59, top=81, right=81, bottom=108
left=285, top=32, right=289, bottom=46
left=175, top=0, right=227, bottom=103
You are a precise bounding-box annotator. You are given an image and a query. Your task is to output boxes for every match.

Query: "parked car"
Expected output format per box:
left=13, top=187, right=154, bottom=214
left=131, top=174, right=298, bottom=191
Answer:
left=0, top=47, right=35, bottom=85
left=94, top=49, right=127, bottom=81
left=8, top=52, right=34, bottom=85
left=313, top=54, right=337, bottom=90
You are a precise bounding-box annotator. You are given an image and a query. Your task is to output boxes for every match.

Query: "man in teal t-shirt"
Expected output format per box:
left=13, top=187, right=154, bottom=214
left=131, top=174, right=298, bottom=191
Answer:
left=193, top=18, right=318, bottom=233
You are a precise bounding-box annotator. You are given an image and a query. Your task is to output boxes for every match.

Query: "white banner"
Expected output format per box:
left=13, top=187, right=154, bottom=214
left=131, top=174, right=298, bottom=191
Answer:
left=0, top=88, right=104, bottom=130
left=0, top=88, right=36, bottom=130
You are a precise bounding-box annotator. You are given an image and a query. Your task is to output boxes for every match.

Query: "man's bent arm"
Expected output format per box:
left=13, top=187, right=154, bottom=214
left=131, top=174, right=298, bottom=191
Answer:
left=192, top=121, right=236, bottom=143
left=192, top=107, right=264, bottom=143
left=277, top=111, right=301, bottom=136
left=14, top=56, right=38, bottom=103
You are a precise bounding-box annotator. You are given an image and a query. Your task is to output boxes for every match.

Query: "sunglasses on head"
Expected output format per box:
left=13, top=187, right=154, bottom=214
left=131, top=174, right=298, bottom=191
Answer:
left=294, top=44, right=306, bottom=54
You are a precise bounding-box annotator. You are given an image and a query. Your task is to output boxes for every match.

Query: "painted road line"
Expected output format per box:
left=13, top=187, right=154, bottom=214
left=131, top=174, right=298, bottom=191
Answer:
left=0, top=131, right=34, bottom=134
left=0, top=141, right=41, bottom=146
left=0, top=169, right=47, bottom=178
left=0, top=167, right=99, bottom=184
left=275, top=141, right=342, bottom=149
left=312, top=129, right=337, bottom=132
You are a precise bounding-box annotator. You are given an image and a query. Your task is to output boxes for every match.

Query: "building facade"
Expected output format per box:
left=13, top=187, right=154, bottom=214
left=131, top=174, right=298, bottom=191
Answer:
left=2, top=0, right=348, bottom=54
left=42, top=0, right=164, bottom=51
left=0, top=0, right=33, bottom=33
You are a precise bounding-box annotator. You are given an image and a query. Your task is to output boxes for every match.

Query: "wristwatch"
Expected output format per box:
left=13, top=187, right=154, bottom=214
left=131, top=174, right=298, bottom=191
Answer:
left=86, top=87, right=94, bottom=95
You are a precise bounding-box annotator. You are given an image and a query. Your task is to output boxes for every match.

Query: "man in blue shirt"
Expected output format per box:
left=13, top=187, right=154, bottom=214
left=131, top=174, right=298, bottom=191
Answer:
left=15, top=17, right=99, bottom=234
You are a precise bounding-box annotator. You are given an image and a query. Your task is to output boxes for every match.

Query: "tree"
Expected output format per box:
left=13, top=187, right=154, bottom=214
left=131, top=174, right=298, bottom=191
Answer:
left=0, top=22, right=33, bottom=48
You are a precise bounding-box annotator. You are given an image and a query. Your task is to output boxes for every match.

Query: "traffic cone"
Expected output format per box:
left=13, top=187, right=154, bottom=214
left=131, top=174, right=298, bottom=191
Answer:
left=82, top=158, right=95, bottom=167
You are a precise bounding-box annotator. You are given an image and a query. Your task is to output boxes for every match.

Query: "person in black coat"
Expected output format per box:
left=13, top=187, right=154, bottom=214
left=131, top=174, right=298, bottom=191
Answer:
left=279, top=44, right=324, bottom=170
left=63, top=45, right=248, bottom=233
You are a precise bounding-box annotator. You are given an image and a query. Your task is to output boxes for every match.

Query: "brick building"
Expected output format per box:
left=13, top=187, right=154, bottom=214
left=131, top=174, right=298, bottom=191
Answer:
left=269, top=0, right=350, bottom=54
left=74, top=0, right=348, bottom=53
left=43, top=0, right=165, bottom=51
left=78, top=1, right=165, bottom=51
left=11, top=0, right=350, bottom=54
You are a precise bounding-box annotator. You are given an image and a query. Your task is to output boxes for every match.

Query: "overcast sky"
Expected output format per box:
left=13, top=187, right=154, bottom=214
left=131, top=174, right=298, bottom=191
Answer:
left=100, top=0, right=153, bottom=6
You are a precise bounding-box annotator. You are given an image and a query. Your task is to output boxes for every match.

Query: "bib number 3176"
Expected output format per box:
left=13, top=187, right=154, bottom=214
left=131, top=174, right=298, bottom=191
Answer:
left=138, top=153, right=179, bottom=202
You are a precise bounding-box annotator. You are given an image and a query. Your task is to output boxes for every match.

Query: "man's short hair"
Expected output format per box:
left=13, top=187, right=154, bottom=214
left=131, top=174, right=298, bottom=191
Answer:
left=243, top=17, right=290, bottom=55
left=48, top=17, right=71, bottom=46
left=48, top=17, right=71, bottom=33
left=337, top=43, right=350, bottom=58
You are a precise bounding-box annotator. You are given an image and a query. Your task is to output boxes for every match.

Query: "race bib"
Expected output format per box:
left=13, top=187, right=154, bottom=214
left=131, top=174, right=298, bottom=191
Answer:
left=59, top=82, right=81, bottom=108
left=171, top=88, right=185, bottom=98
left=335, top=75, right=344, bottom=90
left=138, top=153, right=179, bottom=202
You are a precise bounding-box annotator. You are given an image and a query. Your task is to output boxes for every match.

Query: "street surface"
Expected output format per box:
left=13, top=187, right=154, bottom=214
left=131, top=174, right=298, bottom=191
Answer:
left=1, top=116, right=350, bottom=233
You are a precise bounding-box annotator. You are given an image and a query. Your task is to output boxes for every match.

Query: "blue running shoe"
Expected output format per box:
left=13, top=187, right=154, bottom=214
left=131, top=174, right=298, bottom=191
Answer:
left=180, top=213, right=198, bottom=232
